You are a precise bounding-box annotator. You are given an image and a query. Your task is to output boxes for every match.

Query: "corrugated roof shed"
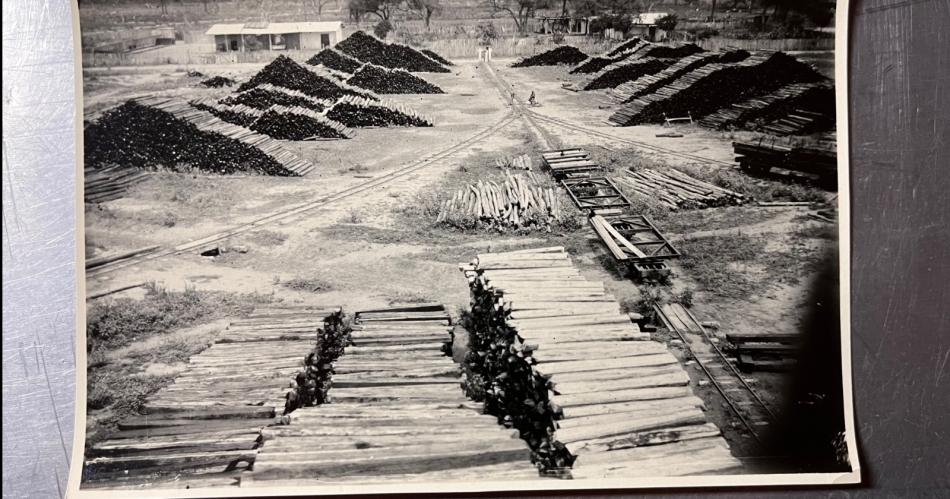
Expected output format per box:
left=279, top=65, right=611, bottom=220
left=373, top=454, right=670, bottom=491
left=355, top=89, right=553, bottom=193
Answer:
left=206, top=22, right=342, bottom=35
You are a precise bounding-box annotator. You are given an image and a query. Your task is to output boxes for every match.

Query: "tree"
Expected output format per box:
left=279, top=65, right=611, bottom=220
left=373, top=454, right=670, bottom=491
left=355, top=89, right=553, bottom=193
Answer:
left=656, top=13, right=678, bottom=32
left=348, top=0, right=401, bottom=21
left=486, top=0, right=552, bottom=35
left=312, top=0, right=338, bottom=19
left=374, top=19, right=394, bottom=38
left=407, top=0, right=441, bottom=30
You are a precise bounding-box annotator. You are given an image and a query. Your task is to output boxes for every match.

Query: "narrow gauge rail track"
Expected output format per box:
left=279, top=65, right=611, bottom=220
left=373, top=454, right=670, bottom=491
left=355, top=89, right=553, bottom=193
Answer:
left=86, top=112, right=518, bottom=278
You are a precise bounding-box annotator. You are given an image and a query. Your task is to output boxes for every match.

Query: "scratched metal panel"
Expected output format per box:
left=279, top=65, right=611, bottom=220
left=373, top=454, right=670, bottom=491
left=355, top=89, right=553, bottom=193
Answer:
left=2, top=0, right=948, bottom=498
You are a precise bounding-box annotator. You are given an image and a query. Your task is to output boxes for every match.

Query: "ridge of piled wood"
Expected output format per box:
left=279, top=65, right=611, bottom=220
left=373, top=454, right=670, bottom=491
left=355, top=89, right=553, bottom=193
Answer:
left=615, top=167, right=749, bottom=210
left=698, top=82, right=833, bottom=131
left=605, top=37, right=644, bottom=57
left=220, top=83, right=335, bottom=112
left=336, top=31, right=449, bottom=73
left=459, top=247, right=741, bottom=477
left=420, top=48, right=454, bottom=66
left=761, top=108, right=836, bottom=136
left=584, top=57, right=673, bottom=91
left=512, top=46, right=589, bottom=67
left=190, top=98, right=262, bottom=128
left=238, top=55, right=375, bottom=101
left=606, top=50, right=748, bottom=105
left=436, top=170, right=563, bottom=231
left=305, top=47, right=363, bottom=74
left=84, top=165, right=151, bottom=204
left=734, top=136, right=837, bottom=183
left=608, top=51, right=826, bottom=126
left=326, top=95, right=433, bottom=128
left=639, top=43, right=704, bottom=60
left=84, top=98, right=315, bottom=176
left=253, top=105, right=355, bottom=140
left=347, top=63, right=445, bottom=94
left=200, top=75, right=236, bottom=88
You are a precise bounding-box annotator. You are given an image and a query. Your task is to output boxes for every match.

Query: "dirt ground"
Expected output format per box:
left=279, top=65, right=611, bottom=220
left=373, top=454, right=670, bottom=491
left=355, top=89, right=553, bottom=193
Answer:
left=84, top=56, right=839, bottom=470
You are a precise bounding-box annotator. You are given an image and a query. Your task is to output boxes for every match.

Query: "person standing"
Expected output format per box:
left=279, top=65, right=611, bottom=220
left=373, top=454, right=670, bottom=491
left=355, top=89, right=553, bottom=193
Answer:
left=486, top=45, right=493, bottom=62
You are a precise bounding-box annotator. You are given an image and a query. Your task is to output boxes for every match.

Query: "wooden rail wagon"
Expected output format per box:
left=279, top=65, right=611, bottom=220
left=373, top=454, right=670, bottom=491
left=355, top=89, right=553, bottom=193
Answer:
left=726, top=333, right=801, bottom=372
left=561, top=176, right=632, bottom=215
left=588, top=214, right=681, bottom=280
left=540, top=148, right=602, bottom=180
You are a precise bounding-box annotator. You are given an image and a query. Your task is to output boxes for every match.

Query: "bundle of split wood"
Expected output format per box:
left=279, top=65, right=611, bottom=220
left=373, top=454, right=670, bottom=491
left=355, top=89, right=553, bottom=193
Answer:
left=459, top=247, right=739, bottom=477
left=494, top=153, right=533, bottom=170
left=84, top=165, right=151, bottom=204
left=436, top=171, right=563, bottom=230
left=617, top=168, right=748, bottom=210
left=325, top=95, right=433, bottom=127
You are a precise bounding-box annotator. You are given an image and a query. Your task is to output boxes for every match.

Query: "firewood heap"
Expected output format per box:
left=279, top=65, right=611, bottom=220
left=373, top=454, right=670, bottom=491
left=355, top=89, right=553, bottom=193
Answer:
left=436, top=171, right=564, bottom=231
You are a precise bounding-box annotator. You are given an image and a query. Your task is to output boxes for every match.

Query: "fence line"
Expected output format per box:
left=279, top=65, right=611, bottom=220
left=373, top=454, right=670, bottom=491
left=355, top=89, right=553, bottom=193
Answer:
left=697, top=37, right=834, bottom=52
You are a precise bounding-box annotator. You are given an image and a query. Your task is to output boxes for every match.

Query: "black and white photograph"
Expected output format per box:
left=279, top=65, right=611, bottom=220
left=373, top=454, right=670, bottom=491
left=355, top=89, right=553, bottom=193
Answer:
left=70, top=0, right=859, bottom=495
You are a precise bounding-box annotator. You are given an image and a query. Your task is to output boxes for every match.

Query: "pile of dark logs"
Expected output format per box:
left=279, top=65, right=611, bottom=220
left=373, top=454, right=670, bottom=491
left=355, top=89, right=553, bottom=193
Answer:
left=252, top=105, right=355, bottom=140
left=512, top=46, right=589, bottom=67
left=607, top=50, right=748, bottom=105
left=699, top=82, right=833, bottom=131
left=616, top=168, right=748, bottom=210
left=584, top=58, right=672, bottom=90
left=305, top=47, right=364, bottom=74
left=221, top=83, right=334, bottom=112
left=335, top=31, right=449, bottom=73
left=347, top=63, right=445, bottom=94
left=84, top=165, right=151, bottom=204
left=200, top=75, right=236, bottom=87
left=421, top=48, right=453, bottom=66
left=436, top=171, right=563, bottom=231
left=326, top=95, right=433, bottom=128
left=190, top=98, right=262, bottom=128
left=84, top=99, right=313, bottom=176
left=238, top=55, right=374, bottom=100
left=639, top=43, right=704, bottom=59
left=605, top=37, right=644, bottom=57
left=284, top=311, right=351, bottom=412
left=608, top=51, right=825, bottom=126
left=570, top=55, right=630, bottom=75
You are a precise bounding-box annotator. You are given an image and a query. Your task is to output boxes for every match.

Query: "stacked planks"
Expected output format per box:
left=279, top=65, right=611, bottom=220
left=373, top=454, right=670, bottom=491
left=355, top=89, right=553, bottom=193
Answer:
left=460, top=247, right=742, bottom=478
left=84, top=165, right=151, bottom=204
left=246, top=305, right=538, bottom=486
left=606, top=50, right=747, bottom=105
left=540, top=148, right=601, bottom=179
left=615, top=168, right=748, bottom=210
left=326, top=95, right=434, bottom=128
left=436, top=171, right=563, bottom=230
left=81, top=306, right=341, bottom=489
left=698, top=82, right=833, bottom=131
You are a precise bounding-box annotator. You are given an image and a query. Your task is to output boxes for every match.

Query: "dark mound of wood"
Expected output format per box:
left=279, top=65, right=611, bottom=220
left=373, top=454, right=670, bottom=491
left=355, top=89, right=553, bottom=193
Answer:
left=305, top=48, right=363, bottom=74
left=190, top=99, right=260, bottom=128
left=608, top=50, right=750, bottom=106
left=200, top=76, right=236, bottom=87
left=187, top=70, right=205, bottom=78
left=238, top=54, right=370, bottom=100
left=326, top=96, right=432, bottom=128
left=513, top=46, right=588, bottom=67
left=84, top=101, right=294, bottom=176
left=734, top=137, right=837, bottom=188
left=336, top=31, right=449, bottom=73
left=640, top=43, right=704, bottom=59
left=606, top=37, right=643, bottom=57
left=570, top=56, right=614, bottom=74
left=700, top=82, right=834, bottom=132
left=584, top=58, right=672, bottom=90
left=221, top=84, right=330, bottom=112
left=347, top=64, right=444, bottom=94
left=252, top=107, right=353, bottom=140
left=421, top=48, right=453, bottom=66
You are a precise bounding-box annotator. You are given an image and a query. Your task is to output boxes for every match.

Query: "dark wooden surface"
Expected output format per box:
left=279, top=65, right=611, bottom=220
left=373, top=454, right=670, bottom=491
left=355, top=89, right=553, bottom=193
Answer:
left=2, top=0, right=948, bottom=497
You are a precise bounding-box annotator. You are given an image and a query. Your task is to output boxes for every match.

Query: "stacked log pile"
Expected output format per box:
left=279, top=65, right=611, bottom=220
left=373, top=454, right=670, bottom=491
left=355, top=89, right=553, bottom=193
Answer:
left=305, top=47, right=363, bottom=74
left=494, top=153, right=533, bottom=170
left=512, top=46, right=589, bottom=67
left=639, top=43, right=704, bottom=59
left=347, top=63, right=445, bottom=94
left=326, top=95, right=433, bottom=128
left=616, top=168, right=748, bottom=210
left=252, top=105, right=355, bottom=140
left=570, top=50, right=640, bottom=74
left=583, top=58, right=673, bottom=91
left=605, top=37, right=644, bottom=57
left=335, top=31, right=449, bottom=73
left=606, top=50, right=748, bottom=106
left=734, top=138, right=837, bottom=186
left=238, top=55, right=375, bottom=100
left=762, top=108, right=835, bottom=136
left=459, top=247, right=741, bottom=477
left=84, top=98, right=315, bottom=176
left=436, top=171, right=563, bottom=231
left=608, top=51, right=825, bottom=126
left=221, top=83, right=335, bottom=112
left=84, top=165, right=151, bottom=204
left=200, top=76, right=236, bottom=87
left=699, top=82, right=833, bottom=131
left=190, top=98, right=262, bottom=128
left=421, top=48, right=454, bottom=66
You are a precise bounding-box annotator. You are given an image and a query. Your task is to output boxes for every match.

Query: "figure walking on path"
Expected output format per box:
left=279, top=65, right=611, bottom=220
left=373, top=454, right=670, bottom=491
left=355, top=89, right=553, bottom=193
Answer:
left=528, top=91, right=537, bottom=107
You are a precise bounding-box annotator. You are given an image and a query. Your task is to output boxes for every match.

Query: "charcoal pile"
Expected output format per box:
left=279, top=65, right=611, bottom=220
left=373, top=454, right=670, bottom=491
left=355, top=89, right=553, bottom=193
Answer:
left=421, top=48, right=453, bottom=66
left=190, top=98, right=262, bottom=128
left=639, top=43, right=704, bottom=59
left=84, top=98, right=313, bottom=176
left=615, top=167, right=748, bottom=210
left=305, top=48, right=363, bottom=73
left=222, top=83, right=334, bottom=112
left=699, top=82, right=833, bottom=131
left=584, top=58, right=672, bottom=90
left=512, top=46, right=588, bottom=67
left=436, top=171, right=563, bottom=231
left=606, top=37, right=644, bottom=57
left=609, top=51, right=825, bottom=126
left=607, top=50, right=748, bottom=105
left=84, top=165, right=151, bottom=204
left=200, top=75, right=235, bottom=87
left=336, top=31, right=449, bottom=72
left=347, top=63, right=444, bottom=94
left=238, top=55, right=374, bottom=100
left=326, top=95, right=433, bottom=128
left=252, top=105, right=354, bottom=140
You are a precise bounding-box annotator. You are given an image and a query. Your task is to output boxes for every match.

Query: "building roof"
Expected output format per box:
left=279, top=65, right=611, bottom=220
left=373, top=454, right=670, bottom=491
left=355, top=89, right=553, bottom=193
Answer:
left=206, top=21, right=342, bottom=36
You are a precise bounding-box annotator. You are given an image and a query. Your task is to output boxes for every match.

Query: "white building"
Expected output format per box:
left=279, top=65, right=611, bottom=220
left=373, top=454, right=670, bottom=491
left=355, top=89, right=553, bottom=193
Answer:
left=206, top=21, right=344, bottom=52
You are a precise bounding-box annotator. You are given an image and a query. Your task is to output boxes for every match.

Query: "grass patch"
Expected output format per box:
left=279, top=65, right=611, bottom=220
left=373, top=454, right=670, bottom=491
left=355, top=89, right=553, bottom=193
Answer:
left=244, top=229, right=288, bottom=247
left=387, top=290, right=435, bottom=305
left=281, top=276, right=336, bottom=293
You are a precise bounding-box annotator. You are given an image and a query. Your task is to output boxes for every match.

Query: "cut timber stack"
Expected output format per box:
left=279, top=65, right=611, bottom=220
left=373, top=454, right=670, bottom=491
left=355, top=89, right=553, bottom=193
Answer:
left=221, top=83, right=335, bottom=112
left=436, top=170, right=563, bottom=231
left=606, top=50, right=748, bottom=105
left=81, top=306, right=342, bottom=489
left=699, top=82, right=833, bottom=131
left=734, top=138, right=837, bottom=186
left=84, top=165, right=151, bottom=204
left=608, top=51, right=825, bottom=126
left=583, top=58, right=673, bottom=91
left=460, top=247, right=742, bottom=478
left=616, top=168, right=748, bottom=210
left=305, top=47, right=364, bottom=74
left=252, top=105, right=355, bottom=140
left=246, top=305, right=538, bottom=486
left=762, top=109, right=835, bottom=136
left=512, top=46, right=589, bottom=67
left=190, top=98, right=263, bottom=128
left=238, top=55, right=376, bottom=100
left=326, top=95, right=433, bottom=128
left=84, top=98, right=315, bottom=176
left=347, top=63, right=445, bottom=94
left=494, top=153, right=533, bottom=170
left=335, top=31, right=449, bottom=73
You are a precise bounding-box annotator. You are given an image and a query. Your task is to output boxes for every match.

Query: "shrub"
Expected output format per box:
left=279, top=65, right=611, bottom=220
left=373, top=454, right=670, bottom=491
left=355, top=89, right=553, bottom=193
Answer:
left=374, top=20, right=393, bottom=39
